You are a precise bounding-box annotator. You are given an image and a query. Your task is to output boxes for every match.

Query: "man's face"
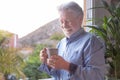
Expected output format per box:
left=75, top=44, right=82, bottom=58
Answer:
left=59, top=11, right=81, bottom=38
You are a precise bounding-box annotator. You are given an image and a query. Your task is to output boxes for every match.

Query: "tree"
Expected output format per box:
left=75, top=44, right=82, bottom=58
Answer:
left=0, top=30, right=26, bottom=80
left=23, top=44, right=50, bottom=80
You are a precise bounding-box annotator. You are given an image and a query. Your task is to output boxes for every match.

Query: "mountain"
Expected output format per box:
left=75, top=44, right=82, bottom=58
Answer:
left=18, top=18, right=63, bottom=47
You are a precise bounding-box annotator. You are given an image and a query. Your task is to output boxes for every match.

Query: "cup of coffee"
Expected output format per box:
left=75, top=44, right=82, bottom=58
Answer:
left=46, top=48, right=58, bottom=58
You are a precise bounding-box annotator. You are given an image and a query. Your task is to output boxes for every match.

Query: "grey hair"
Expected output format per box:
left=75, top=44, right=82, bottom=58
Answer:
left=57, top=1, right=83, bottom=17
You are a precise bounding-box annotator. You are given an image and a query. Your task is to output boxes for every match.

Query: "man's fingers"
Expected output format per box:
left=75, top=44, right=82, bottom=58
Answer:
left=40, top=49, right=48, bottom=57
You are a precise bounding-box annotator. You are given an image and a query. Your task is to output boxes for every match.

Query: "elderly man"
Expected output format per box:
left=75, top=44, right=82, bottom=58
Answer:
left=39, top=1, right=106, bottom=80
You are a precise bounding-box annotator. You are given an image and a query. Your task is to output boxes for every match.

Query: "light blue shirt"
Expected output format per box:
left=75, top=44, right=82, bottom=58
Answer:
left=39, top=28, right=106, bottom=80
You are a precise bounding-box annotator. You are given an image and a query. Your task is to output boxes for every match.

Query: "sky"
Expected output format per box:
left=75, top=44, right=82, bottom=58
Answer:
left=0, top=0, right=83, bottom=38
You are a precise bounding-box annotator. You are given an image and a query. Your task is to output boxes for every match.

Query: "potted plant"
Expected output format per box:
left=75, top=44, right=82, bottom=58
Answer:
left=85, top=0, right=120, bottom=79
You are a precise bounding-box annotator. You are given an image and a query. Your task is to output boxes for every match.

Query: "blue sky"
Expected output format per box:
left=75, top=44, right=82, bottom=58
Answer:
left=0, top=0, right=83, bottom=38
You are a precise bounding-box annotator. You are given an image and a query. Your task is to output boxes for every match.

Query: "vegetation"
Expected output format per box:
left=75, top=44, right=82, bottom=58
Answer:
left=85, top=0, right=120, bottom=79
left=0, top=30, right=26, bottom=80
left=23, top=44, right=50, bottom=80
left=50, top=32, right=64, bottom=41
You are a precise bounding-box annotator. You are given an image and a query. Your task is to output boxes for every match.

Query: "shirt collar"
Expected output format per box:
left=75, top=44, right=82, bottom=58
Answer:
left=66, top=28, right=85, bottom=42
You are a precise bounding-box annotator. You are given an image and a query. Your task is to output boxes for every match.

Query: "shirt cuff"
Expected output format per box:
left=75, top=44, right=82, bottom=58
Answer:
left=69, top=63, right=78, bottom=74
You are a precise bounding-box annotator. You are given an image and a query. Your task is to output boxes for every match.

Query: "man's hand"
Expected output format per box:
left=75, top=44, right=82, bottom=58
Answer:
left=47, top=55, right=70, bottom=72
left=39, top=48, right=48, bottom=64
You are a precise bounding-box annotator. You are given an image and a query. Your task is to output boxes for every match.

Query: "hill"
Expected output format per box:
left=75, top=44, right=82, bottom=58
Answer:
left=18, top=18, right=63, bottom=47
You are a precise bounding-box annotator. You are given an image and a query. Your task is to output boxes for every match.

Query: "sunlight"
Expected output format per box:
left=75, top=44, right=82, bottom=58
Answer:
left=0, top=0, right=83, bottom=38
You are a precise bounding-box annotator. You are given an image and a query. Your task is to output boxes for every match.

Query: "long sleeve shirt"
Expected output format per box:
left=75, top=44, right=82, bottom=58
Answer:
left=38, top=28, right=106, bottom=80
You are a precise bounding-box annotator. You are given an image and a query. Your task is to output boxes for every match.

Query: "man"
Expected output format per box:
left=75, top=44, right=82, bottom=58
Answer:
left=39, top=1, right=106, bottom=80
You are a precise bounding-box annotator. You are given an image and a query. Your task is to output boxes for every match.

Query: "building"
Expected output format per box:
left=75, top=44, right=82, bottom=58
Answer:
left=84, top=0, right=111, bottom=26
left=8, top=34, right=18, bottom=48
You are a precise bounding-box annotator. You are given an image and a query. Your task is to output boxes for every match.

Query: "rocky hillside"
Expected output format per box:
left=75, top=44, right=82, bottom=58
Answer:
left=18, top=18, right=63, bottom=47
